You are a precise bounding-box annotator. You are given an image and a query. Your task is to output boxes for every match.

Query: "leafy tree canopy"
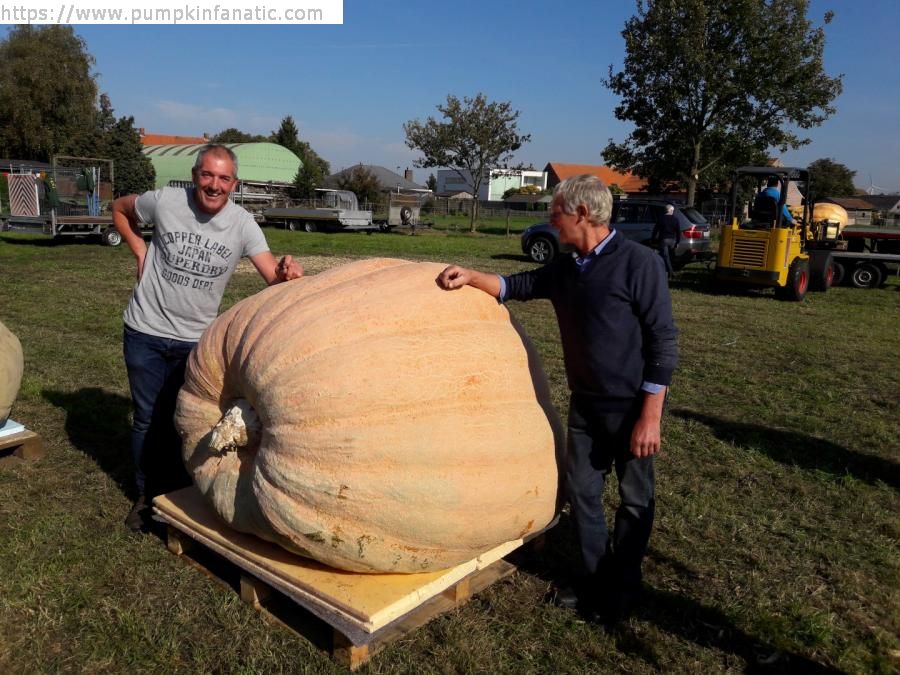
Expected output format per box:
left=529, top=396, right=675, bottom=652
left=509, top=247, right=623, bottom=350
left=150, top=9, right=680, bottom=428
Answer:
left=104, top=114, right=156, bottom=196
left=426, top=173, right=437, bottom=192
left=210, top=128, right=269, bottom=143
left=335, top=165, right=381, bottom=206
left=602, top=0, right=842, bottom=206
left=807, top=157, right=856, bottom=202
left=0, top=26, right=99, bottom=161
left=404, top=93, right=530, bottom=231
left=502, top=185, right=547, bottom=199
left=271, top=115, right=331, bottom=198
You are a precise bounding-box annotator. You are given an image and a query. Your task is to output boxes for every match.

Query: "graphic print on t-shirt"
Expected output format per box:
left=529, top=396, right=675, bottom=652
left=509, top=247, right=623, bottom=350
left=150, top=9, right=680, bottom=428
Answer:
left=159, top=230, right=234, bottom=291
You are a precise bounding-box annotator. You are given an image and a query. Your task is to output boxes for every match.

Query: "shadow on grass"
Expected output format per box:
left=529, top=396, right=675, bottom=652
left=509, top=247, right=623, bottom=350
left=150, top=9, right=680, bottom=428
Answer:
left=624, top=585, right=841, bottom=673
left=511, top=514, right=837, bottom=671
left=671, top=408, right=898, bottom=488
left=0, top=234, right=99, bottom=247
left=43, top=387, right=135, bottom=496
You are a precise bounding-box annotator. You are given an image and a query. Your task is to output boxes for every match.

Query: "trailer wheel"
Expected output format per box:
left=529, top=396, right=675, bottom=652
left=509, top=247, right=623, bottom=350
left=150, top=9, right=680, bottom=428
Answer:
left=304, top=221, right=317, bottom=233
left=286, top=220, right=299, bottom=231
left=101, top=227, right=122, bottom=247
left=850, top=262, right=882, bottom=289
left=832, top=260, right=848, bottom=286
left=776, top=258, right=809, bottom=301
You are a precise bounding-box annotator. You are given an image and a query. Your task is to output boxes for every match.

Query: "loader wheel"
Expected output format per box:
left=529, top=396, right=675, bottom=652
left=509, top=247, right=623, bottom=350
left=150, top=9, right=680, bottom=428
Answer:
left=809, top=252, right=834, bottom=292
left=850, top=262, right=883, bottom=289
left=776, top=258, right=809, bottom=301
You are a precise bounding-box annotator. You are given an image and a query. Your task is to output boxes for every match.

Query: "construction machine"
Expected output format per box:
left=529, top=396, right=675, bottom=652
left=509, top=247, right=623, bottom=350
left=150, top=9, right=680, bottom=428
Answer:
left=715, top=166, right=836, bottom=300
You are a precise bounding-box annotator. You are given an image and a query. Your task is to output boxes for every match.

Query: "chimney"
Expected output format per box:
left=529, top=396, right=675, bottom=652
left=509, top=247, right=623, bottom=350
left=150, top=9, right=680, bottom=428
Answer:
left=404, top=168, right=413, bottom=182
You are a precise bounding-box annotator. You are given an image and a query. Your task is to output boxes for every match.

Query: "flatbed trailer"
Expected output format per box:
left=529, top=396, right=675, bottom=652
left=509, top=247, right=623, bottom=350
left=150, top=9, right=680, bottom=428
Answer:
left=824, top=248, right=900, bottom=288
left=263, top=189, right=375, bottom=233
left=1, top=212, right=129, bottom=246
left=263, top=206, right=375, bottom=232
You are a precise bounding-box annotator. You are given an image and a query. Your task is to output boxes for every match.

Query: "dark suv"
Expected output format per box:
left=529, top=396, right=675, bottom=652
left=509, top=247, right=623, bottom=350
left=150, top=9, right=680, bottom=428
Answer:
left=521, top=199, right=712, bottom=265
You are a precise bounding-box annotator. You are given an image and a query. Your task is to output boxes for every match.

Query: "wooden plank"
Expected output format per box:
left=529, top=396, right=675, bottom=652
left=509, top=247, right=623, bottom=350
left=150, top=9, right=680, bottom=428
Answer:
left=351, top=561, right=516, bottom=668
left=0, top=430, right=45, bottom=462
left=153, top=487, right=522, bottom=669
left=153, top=487, right=525, bottom=636
left=167, top=526, right=194, bottom=556
left=240, top=574, right=272, bottom=610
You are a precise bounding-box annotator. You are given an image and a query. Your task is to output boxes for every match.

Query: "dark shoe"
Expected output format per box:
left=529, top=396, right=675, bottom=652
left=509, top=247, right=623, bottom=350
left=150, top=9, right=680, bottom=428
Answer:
left=124, top=495, right=150, bottom=532
left=592, top=587, right=640, bottom=631
left=551, top=584, right=581, bottom=610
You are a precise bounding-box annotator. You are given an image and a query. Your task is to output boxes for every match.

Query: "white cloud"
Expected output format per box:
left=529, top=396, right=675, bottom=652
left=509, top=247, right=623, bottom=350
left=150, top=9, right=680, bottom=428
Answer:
left=149, top=100, right=280, bottom=136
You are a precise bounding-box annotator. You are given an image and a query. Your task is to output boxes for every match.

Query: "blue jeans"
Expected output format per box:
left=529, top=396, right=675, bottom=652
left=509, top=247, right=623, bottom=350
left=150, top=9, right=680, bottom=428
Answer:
left=123, top=326, right=196, bottom=498
left=565, top=393, right=655, bottom=600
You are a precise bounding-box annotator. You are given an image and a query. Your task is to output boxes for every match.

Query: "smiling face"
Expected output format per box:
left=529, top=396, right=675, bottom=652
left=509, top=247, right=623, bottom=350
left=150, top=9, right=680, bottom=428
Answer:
left=192, top=150, right=238, bottom=214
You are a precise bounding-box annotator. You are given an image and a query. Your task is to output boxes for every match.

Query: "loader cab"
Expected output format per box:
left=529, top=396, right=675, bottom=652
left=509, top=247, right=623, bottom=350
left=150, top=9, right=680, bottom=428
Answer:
left=715, top=166, right=830, bottom=301
left=734, top=167, right=811, bottom=232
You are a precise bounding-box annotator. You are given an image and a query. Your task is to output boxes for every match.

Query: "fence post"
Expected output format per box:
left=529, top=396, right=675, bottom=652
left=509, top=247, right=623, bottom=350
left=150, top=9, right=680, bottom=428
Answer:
left=506, top=209, right=510, bottom=237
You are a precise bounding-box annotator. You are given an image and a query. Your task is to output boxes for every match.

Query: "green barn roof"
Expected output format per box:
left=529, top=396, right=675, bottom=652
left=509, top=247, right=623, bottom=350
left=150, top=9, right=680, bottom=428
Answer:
left=142, top=142, right=302, bottom=189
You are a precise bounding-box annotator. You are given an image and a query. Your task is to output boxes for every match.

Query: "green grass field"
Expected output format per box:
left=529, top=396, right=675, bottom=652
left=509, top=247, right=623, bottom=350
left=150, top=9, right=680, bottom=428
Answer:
left=1, top=227, right=897, bottom=673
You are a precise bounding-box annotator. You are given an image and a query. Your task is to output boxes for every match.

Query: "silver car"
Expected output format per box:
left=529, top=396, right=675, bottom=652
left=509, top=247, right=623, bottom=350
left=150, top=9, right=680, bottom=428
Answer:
left=521, top=199, right=712, bottom=265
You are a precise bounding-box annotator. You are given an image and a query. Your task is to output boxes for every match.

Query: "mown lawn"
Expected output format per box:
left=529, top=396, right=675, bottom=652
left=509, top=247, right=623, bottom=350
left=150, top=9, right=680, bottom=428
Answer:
left=0, top=227, right=897, bottom=673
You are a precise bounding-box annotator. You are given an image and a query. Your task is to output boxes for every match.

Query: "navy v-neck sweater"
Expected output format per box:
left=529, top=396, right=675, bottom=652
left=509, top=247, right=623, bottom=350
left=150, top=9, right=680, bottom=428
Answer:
left=505, top=235, right=678, bottom=411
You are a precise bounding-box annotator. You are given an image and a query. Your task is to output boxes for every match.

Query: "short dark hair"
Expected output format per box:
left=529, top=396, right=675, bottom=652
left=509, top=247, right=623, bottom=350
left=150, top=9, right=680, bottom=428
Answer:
left=766, top=176, right=780, bottom=188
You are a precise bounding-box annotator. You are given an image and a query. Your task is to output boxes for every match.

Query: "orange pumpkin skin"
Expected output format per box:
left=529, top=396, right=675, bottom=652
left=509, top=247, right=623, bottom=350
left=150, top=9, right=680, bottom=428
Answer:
left=176, top=258, right=563, bottom=573
left=0, top=320, right=24, bottom=425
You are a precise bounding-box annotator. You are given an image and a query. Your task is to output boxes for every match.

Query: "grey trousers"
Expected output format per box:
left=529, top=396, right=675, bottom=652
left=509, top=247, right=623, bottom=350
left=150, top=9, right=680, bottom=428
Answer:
left=565, top=393, right=655, bottom=597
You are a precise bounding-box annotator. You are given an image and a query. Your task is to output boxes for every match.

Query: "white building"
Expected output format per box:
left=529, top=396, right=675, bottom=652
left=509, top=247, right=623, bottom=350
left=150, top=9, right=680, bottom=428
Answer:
left=436, top=168, right=547, bottom=201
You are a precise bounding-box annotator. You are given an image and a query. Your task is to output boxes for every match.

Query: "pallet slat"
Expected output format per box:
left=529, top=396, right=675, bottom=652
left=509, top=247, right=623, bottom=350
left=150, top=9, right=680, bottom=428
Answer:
left=153, top=486, right=518, bottom=669
left=0, top=429, right=45, bottom=463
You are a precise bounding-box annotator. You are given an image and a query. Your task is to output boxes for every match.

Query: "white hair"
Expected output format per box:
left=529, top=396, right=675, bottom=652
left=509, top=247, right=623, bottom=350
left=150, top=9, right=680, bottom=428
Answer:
left=552, top=174, right=613, bottom=224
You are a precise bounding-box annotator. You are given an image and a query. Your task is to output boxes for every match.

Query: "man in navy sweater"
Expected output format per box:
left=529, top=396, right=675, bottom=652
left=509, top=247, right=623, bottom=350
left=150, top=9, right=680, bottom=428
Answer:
left=437, top=174, right=678, bottom=627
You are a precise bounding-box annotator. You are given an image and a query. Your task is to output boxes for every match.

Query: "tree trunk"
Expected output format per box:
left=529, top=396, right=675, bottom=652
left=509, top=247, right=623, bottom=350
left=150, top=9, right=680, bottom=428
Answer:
left=469, top=193, right=478, bottom=232
left=687, top=142, right=701, bottom=207
left=687, top=177, right=697, bottom=207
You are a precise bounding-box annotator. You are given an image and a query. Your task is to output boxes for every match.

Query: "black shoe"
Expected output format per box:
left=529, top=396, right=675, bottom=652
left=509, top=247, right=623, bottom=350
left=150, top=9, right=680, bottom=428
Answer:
left=591, top=588, right=639, bottom=631
left=551, top=584, right=581, bottom=610
left=124, top=495, right=150, bottom=532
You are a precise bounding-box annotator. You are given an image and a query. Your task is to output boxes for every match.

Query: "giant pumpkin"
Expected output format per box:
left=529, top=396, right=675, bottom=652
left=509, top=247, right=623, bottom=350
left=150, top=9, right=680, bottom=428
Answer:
left=176, top=258, right=563, bottom=573
left=0, top=319, right=24, bottom=426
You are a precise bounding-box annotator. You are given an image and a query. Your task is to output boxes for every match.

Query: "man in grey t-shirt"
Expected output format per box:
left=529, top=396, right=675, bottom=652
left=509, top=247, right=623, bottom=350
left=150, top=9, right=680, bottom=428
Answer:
left=112, top=144, right=303, bottom=532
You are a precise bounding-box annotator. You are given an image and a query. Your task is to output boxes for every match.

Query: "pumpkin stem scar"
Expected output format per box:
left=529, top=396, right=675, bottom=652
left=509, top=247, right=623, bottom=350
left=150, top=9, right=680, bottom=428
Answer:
left=208, top=399, right=261, bottom=455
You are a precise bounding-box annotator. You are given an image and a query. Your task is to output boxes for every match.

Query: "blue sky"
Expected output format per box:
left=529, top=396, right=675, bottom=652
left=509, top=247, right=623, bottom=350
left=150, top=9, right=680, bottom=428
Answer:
left=8, top=0, right=900, bottom=191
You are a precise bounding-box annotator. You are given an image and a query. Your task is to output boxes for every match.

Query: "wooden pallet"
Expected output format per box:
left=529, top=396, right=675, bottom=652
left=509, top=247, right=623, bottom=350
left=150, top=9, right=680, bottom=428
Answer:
left=153, top=487, right=520, bottom=670
left=0, top=429, right=45, bottom=465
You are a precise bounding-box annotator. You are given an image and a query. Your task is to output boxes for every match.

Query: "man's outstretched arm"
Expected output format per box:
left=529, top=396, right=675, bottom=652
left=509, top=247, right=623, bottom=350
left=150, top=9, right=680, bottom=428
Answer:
left=436, top=265, right=502, bottom=297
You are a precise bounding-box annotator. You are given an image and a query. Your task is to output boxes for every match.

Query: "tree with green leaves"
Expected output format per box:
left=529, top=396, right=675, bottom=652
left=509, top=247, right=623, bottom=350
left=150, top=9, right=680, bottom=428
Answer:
left=807, top=158, right=856, bottom=202
left=104, top=115, right=155, bottom=197
left=603, top=0, right=843, bottom=206
left=292, top=162, right=321, bottom=200
left=404, top=93, right=530, bottom=231
left=335, top=165, right=381, bottom=206
left=0, top=26, right=99, bottom=161
left=271, top=115, right=331, bottom=198
left=210, top=128, right=268, bottom=143
left=426, top=173, right=437, bottom=192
